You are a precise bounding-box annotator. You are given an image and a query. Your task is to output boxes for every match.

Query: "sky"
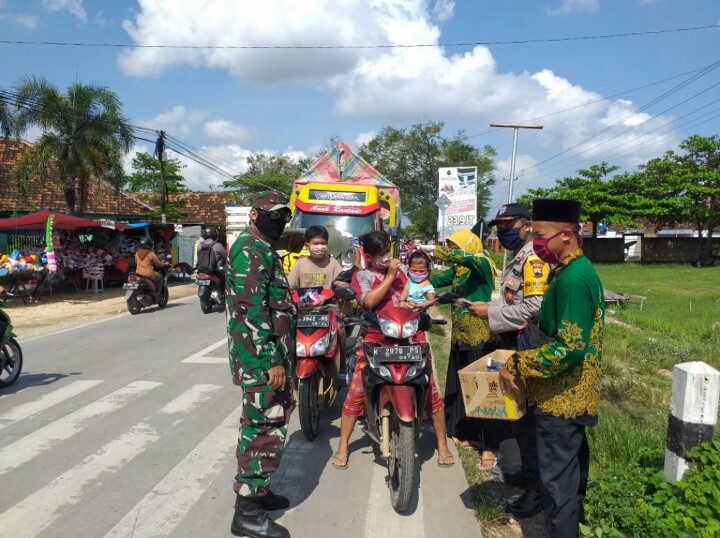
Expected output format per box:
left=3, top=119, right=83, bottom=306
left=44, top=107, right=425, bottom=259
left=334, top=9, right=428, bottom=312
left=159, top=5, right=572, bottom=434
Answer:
left=0, top=0, right=719, bottom=218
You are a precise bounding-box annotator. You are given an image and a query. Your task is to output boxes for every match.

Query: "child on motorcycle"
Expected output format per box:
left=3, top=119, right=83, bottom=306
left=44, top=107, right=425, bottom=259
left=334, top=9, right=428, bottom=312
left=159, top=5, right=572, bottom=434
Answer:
left=331, top=231, right=454, bottom=469
left=399, top=249, right=435, bottom=311
left=287, top=225, right=348, bottom=381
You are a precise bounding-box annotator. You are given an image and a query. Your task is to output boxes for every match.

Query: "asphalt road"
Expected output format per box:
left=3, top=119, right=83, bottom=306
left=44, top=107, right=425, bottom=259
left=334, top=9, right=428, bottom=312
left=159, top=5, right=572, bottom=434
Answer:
left=0, top=295, right=482, bottom=538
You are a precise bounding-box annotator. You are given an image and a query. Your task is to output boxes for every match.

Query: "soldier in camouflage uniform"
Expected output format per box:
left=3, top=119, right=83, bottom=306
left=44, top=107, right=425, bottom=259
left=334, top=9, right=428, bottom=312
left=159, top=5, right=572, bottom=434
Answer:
left=226, top=191, right=296, bottom=538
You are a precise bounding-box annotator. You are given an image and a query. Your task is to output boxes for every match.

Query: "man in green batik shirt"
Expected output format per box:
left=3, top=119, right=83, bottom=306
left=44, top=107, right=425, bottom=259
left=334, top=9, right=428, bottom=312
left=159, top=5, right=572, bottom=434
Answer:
left=499, top=199, right=605, bottom=538
left=226, top=191, right=296, bottom=538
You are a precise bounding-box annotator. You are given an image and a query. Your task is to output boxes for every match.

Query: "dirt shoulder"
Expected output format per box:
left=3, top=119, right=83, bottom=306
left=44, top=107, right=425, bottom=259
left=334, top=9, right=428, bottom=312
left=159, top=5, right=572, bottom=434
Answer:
left=3, top=282, right=200, bottom=339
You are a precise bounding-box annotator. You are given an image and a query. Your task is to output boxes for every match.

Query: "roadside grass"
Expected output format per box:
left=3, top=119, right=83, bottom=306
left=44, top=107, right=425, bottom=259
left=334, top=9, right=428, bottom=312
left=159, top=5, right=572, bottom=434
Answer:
left=427, top=263, right=720, bottom=534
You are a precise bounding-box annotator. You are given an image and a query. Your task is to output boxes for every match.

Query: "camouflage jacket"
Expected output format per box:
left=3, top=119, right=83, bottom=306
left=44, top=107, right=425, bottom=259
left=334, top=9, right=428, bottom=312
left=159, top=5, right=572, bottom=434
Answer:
left=226, top=226, right=297, bottom=390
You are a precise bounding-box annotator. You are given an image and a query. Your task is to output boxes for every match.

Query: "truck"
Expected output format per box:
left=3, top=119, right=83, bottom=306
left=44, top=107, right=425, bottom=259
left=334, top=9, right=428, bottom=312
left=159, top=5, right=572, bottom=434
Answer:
left=286, top=141, right=400, bottom=270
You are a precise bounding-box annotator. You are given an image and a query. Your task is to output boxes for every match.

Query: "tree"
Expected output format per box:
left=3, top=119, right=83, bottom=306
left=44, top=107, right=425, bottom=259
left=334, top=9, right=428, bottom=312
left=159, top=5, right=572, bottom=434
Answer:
left=11, top=76, right=134, bottom=215
left=125, top=152, right=189, bottom=222
left=359, top=121, right=496, bottom=240
left=0, top=93, right=16, bottom=138
left=637, top=135, right=720, bottom=266
left=222, top=153, right=314, bottom=204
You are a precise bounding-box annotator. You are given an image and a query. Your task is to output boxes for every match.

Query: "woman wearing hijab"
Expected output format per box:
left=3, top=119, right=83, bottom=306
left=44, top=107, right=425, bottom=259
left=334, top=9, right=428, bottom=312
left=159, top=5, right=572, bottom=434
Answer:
left=432, top=229, right=503, bottom=469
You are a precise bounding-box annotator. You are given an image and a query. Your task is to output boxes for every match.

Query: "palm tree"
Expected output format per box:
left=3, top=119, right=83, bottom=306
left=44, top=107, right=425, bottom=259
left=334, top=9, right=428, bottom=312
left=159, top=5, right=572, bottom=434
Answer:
left=12, top=77, right=134, bottom=215
left=0, top=92, right=17, bottom=138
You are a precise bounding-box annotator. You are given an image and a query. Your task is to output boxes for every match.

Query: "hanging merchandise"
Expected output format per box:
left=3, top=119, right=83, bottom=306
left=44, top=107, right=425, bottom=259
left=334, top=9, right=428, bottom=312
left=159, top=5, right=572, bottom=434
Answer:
left=45, top=213, right=57, bottom=272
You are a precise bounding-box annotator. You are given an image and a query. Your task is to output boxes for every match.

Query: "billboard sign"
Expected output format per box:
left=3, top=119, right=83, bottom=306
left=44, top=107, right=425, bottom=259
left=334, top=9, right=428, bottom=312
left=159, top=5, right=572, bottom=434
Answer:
left=437, top=166, right=477, bottom=241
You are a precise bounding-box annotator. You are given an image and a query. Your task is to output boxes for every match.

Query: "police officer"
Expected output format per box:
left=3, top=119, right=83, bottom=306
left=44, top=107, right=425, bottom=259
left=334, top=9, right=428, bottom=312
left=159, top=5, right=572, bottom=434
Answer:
left=226, top=191, right=296, bottom=538
left=469, top=202, right=549, bottom=517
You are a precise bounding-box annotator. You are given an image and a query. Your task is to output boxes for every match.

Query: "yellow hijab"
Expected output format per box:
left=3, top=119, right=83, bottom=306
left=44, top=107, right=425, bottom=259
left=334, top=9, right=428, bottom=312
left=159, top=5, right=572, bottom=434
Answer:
left=445, top=229, right=497, bottom=278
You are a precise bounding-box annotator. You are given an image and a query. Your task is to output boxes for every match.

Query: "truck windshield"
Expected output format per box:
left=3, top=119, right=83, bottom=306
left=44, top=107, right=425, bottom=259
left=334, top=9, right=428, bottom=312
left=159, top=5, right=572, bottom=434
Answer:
left=291, top=211, right=376, bottom=239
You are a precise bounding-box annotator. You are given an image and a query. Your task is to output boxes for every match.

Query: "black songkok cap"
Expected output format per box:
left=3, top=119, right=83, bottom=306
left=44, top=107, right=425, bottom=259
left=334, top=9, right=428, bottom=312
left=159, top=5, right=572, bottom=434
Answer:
left=532, top=199, right=582, bottom=224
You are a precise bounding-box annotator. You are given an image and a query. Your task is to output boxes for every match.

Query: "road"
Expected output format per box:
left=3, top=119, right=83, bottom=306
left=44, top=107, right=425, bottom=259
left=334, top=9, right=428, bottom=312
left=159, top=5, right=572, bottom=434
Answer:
left=0, top=295, right=482, bottom=538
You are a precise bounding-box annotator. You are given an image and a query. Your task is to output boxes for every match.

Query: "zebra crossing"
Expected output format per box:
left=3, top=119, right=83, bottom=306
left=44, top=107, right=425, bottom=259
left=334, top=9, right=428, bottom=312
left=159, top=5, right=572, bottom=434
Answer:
left=0, top=305, right=481, bottom=538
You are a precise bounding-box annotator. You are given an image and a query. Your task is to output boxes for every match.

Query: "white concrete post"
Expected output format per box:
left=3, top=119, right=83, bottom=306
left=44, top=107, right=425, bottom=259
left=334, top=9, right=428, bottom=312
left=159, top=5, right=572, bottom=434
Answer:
left=664, top=361, right=720, bottom=482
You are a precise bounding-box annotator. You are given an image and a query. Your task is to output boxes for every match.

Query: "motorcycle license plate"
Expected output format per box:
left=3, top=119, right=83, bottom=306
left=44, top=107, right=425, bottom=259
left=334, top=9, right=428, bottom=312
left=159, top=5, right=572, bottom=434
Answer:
left=196, top=280, right=210, bottom=285
left=373, top=345, right=422, bottom=363
left=297, top=314, right=329, bottom=328
left=123, top=283, right=139, bottom=290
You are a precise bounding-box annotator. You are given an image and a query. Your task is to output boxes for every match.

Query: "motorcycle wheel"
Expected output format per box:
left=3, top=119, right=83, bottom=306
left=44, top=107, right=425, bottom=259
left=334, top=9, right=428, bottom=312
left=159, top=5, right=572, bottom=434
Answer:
left=298, top=374, right=320, bottom=441
left=0, top=338, right=23, bottom=388
left=388, top=413, right=415, bottom=513
left=200, top=299, right=213, bottom=314
left=157, top=287, right=169, bottom=308
left=127, top=295, right=142, bottom=315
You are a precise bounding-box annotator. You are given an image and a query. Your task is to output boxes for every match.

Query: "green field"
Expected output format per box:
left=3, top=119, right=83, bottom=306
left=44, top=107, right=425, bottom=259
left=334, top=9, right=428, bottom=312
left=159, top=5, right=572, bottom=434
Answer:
left=428, top=263, right=720, bottom=530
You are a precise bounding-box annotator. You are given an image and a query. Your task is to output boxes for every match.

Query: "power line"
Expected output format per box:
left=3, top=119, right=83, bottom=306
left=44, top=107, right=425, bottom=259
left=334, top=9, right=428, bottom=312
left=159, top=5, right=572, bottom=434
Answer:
left=0, top=24, right=717, bottom=50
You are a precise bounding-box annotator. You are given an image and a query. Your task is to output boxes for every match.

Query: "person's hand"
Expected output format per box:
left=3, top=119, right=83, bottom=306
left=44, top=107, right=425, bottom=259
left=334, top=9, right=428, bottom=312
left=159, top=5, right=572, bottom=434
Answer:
left=499, top=365, right=521, bottom=396
left=267, top=365, right=287, bottom=390
left=388, top=258, right=401, bottom=277
left=406, top=301, right=418, bottom=310
left=468, top=301, right=489, bottom=319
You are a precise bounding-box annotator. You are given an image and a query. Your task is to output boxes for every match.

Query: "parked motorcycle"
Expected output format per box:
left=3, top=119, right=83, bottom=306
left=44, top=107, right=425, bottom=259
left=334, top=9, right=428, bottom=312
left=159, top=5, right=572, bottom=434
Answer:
left=123, top=256, right=172, bottom=315
left=196, top=268, right=224, bottom=314
left=357, top=291, right=450, bottom=512
left=293, top=286, right=348, bottom=441
left=0, top=288, right=22, bottom=388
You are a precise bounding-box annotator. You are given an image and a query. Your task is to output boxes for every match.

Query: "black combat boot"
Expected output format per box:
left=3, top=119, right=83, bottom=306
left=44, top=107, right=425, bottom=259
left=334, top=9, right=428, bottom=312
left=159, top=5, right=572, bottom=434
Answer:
left=231, top=495, right=290, bottom=538
left=260, top=490, right=290, bottom=511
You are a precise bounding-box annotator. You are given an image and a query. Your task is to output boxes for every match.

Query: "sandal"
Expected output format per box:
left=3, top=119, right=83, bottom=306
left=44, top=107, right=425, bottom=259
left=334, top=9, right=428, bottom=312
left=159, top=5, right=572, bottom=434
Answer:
left=476, top=451, right=502, bottom=471
left=437, top=452, right=455, bottom=467
left=331, top=452, right=349, bottom=470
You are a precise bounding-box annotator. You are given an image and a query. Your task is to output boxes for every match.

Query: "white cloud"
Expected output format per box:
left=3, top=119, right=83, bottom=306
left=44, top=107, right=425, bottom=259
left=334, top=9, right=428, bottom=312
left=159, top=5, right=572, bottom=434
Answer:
left=168, top=145, right=252, bottom=191
left=10, top=14, right=39, bottom=28
left=547, top=0, right=599, bottom=14
left=203, top=120, right=257, bottom=144
left=432, top=0, right=455, bottom=21
left=41, top=0, right=86, bottom=21
left=355, top=130, right=377, bottom=147
left=137, top=105, right=208, bottom=138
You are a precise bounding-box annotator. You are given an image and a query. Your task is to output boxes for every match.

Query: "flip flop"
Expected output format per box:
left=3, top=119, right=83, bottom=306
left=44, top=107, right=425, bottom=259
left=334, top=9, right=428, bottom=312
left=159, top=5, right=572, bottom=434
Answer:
left=476, top=452, right=503, bottom=471
left=331, top=452, right=349, bottom=470
left=437, top=452, right=455, bottom=467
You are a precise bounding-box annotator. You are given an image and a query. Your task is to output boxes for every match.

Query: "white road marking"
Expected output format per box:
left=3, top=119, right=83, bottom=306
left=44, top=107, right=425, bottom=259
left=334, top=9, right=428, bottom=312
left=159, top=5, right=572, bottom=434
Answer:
left=103, top=410, right=239, bottom=538
left=180, top=338, right=226, bottom=363
left=0, top=380, right=103, bottom=430
left=0, top=380, right=161, bottom=475
left=159, top=383, right=223, bottom=416
left=0, top=423, right=160, bottom=538
left=363, top=455, right=425, bottom=538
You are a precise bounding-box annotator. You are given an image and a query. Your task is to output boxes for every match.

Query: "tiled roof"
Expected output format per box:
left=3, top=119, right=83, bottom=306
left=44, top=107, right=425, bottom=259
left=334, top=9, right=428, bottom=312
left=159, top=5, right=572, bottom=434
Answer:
left=168, top=192, right=229, bottom=226
left=0, top=138, right=152, bottom=218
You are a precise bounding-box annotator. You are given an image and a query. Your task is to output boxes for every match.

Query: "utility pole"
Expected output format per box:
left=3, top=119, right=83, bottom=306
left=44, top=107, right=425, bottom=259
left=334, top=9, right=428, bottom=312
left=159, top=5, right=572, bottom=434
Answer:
left=490, top=123, right=543, bottom=274
left=155, top=130, right=168, bottom=225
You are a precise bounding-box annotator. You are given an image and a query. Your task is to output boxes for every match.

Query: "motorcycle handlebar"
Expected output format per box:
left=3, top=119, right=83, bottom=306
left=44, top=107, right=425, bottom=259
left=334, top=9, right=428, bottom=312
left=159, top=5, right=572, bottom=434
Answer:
left=431, top=319, right=447, bottom=325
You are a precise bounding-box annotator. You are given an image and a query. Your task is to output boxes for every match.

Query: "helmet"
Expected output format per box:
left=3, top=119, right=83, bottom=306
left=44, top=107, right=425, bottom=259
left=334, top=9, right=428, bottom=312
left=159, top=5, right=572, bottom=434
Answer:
left=139, top=237, right=154, bottom=250
left=200, top=228, right=207, bottom=240
left=205, top=226, right=219, bottom=240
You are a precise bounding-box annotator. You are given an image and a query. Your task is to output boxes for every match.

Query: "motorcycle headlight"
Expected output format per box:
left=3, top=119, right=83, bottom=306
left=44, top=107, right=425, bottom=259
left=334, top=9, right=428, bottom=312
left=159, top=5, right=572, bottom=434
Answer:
left=309, top=333, right=330, bottom=357
left=378, top=318, right=401, bottom=339
left=296, top=341, right=307, bottom=358
left=402, top=319, right=419, bottom=338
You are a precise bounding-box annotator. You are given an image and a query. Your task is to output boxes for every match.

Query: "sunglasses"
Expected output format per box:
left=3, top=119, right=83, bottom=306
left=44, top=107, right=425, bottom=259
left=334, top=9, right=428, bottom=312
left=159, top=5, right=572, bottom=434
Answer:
left=258, top=209, right=292, bottom=223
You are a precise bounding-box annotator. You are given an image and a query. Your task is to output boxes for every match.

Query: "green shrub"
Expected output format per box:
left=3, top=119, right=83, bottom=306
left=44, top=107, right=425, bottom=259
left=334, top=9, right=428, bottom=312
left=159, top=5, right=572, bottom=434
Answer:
left=582, top=439, right=720, bottom=537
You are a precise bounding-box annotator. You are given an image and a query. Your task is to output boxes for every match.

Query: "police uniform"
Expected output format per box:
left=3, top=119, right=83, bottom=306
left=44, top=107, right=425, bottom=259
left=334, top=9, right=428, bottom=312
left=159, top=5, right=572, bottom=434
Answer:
left=487, top=241, right=549, bottom=348
left=505, top=199, right=605, bottom=538
left=225, top=192, right=297, bottom=502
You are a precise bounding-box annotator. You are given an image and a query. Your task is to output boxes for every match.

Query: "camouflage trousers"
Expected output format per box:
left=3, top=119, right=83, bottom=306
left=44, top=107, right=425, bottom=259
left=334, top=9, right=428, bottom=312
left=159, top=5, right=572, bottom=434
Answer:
left=234, top=385, right=295, bottom=498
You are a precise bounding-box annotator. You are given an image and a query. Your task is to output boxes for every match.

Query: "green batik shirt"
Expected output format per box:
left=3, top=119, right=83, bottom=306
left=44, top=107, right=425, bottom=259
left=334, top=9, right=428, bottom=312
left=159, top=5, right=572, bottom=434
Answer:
left=226, top=226, right=297, bottom=390
left=505, top=249, right=605, bottom=418
left=431, top=247, right=499, bottom=348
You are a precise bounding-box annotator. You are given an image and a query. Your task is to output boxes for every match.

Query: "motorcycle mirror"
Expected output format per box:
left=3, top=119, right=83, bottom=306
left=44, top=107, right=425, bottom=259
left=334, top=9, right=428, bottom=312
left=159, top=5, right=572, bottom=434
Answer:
left=435, top=291, right=458, bottom=304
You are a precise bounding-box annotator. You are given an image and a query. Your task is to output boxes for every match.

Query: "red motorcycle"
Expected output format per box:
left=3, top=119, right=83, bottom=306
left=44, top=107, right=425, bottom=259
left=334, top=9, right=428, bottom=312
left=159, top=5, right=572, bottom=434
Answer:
left=293, top=286, right=344, bottom=441
left=358, top=292, right=450, bottom=512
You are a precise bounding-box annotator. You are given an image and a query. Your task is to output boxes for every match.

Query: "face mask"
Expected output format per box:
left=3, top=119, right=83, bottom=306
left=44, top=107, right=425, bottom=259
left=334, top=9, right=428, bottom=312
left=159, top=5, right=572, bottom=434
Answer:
left=533, top=230, right=565, bottom=265
left=373, top=253, right=391, bottom=269
left=254, top=211, right=287, bottom=241
left=308, top=244, right=328, bottom=258
left=498, top=227, right=524, bottom=251
left=408, top=270, right=428, bottom=283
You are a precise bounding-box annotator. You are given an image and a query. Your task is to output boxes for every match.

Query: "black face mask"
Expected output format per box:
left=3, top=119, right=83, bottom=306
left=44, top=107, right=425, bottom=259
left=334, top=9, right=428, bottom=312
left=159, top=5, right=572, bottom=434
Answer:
left=254, top=211, right=287, bottom=241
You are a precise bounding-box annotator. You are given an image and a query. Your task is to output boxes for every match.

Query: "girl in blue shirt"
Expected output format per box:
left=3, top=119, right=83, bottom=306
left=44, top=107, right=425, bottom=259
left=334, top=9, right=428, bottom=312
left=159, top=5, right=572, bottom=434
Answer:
left=399, top=249, right=435, bottom=310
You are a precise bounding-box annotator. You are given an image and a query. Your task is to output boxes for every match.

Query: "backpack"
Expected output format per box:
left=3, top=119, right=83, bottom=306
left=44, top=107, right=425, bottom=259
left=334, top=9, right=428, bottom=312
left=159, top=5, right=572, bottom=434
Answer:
left=197, top=242, right=217, bottom=272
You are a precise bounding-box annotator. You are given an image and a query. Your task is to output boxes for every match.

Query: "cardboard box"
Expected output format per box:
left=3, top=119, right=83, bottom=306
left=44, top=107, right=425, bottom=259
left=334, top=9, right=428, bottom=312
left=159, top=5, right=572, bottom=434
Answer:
left=458, top=349, right=527, bottom=420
